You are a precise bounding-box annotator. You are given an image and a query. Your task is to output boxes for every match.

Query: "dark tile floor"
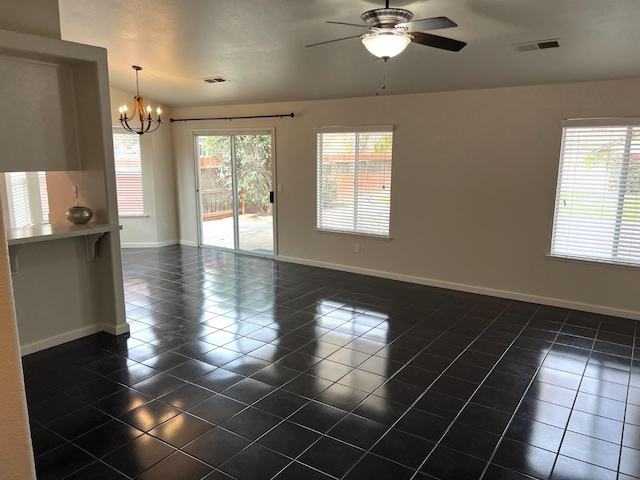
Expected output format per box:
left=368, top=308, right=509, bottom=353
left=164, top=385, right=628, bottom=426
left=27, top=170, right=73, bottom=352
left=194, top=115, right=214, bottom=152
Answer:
left=23, top=245, right=640, bottom=479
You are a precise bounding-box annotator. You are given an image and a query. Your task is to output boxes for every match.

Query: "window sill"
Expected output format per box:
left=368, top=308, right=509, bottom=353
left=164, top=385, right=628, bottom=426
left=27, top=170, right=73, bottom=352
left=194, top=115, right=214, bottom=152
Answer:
left=315, top=228, right=391, bottom=241
left=546, top=253, right=639, bottom=270
left=119, top=214, right=150, bottom=219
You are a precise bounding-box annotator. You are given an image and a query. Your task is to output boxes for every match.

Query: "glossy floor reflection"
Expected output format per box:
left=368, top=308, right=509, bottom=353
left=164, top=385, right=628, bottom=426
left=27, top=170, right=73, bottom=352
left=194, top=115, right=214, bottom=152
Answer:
left=23, top=246, right=640, bottom=479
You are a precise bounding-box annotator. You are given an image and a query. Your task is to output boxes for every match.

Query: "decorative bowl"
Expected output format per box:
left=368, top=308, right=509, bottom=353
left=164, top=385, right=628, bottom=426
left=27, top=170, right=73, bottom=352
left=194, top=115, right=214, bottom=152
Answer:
left=66, top=205, right=93, bottom=224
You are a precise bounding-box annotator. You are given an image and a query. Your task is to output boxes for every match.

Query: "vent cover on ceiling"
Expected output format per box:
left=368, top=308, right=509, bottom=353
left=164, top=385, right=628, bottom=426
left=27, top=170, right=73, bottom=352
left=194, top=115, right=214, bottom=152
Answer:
left=515, top=39, right=561, bottom=53
left=202, top=76, right=230, bottom=84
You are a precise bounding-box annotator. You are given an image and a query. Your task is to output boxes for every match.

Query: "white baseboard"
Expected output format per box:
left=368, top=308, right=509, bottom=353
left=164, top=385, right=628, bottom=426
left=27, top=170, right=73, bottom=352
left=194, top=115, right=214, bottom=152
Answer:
left=277, top=255, right=640, bottom=321
left=20, top=322, right=130, bottom=356
left=102, top=322, right=131, bottom=336
left=158, top=239, right=179, bottom=247
left=21, top=324, right=102, bottom=356
left=121, top=240, right=179, bottom=248
left=179, top=240, right=198, bottom=247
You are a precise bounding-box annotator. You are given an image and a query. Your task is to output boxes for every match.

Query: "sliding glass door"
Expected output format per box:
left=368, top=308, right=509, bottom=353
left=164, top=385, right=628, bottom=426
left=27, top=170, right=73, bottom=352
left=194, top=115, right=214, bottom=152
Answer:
left=196, top=132, right=274, bottom=255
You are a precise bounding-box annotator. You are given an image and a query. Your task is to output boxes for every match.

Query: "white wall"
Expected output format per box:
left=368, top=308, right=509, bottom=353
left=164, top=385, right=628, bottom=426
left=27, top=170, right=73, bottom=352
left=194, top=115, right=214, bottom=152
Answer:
left=109, top=87, right=178, bottom=247
left=172, top=77, right=640, bottom=320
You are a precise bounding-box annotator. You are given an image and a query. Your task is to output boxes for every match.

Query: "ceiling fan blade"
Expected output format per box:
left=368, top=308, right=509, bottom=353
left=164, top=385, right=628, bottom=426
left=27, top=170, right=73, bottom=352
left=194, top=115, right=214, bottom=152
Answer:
left=411, top=32, right=466, bottom=52
left=305, top=34, right=363, bottom=48
left=397, top=16, right=457, bottom=32
left=326, top=21, right=370, bottom=28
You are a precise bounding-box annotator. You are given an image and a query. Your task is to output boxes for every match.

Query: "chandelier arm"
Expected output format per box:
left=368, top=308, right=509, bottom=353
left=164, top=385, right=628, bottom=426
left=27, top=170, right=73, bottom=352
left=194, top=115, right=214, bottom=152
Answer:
left=120, top=117, right=135, bottom=134
left=146, top=121, right=162, bottom=133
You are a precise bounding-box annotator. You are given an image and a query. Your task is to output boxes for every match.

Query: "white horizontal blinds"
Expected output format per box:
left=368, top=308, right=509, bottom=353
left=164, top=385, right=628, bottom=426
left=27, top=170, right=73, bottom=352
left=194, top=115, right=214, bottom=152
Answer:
left=8, top=172, right=32, bottom=228
left=113, top=131, right=144, bottom=215
left=317, top=128, right=392, bottom=236
left=551, top=125, right=640, bottom=265
left=38, top=172, right=50, bottom=224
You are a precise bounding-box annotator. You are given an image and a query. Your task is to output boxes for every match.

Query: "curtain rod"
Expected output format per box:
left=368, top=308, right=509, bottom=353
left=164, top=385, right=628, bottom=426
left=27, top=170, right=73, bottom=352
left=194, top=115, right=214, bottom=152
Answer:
left=170, top=112, right=295, bottom=123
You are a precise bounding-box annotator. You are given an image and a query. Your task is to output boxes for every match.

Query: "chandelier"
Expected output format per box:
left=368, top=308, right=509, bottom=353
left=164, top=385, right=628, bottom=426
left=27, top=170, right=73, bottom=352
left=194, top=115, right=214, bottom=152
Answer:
left=118, top=66, right=162, bottom=135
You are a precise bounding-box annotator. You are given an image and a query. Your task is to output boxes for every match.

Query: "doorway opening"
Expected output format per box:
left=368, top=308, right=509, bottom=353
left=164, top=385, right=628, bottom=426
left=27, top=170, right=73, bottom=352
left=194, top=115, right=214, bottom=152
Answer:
left=196, top=132, right=275, bottom=256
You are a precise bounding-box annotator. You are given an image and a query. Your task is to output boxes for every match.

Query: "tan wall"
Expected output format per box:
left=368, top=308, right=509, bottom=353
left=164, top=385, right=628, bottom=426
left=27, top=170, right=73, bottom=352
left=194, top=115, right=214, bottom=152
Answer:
left=0, top=202, right=35, bottom=480
left=0, top=0, right=60, bottom=39
left=172, top=77, right=640, bottom=319
left=0, top=2, right=57, bottom=478
left=109, top=87, right=178, bottom=246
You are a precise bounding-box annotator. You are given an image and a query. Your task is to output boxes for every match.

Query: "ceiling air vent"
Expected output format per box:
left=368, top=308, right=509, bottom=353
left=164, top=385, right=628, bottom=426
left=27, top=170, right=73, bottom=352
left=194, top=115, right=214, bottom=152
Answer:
left=202, top=76, right=230, bottom=84
left=515, top=39, right=561, bottom=53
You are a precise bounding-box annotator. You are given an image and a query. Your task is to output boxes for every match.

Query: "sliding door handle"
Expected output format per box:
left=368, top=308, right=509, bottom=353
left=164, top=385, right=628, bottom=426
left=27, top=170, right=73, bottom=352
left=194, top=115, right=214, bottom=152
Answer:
left=269, top=191, right=274, bottom=203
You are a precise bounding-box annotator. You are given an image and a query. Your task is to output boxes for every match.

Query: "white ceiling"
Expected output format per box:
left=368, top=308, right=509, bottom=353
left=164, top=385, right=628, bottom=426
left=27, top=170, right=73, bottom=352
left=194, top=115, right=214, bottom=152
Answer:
left=58, top=0, right=640, bottom=108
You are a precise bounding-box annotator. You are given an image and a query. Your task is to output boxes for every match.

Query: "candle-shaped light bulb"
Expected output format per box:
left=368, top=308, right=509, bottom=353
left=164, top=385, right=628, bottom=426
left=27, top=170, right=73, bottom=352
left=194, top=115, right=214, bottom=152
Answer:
left=122, top=105, right=128, bottom=113
left=156, top=107, right=162, bottom=119
left=118, top=106, right=124, bottom=114
left=146, top=105, right=152, bottom=113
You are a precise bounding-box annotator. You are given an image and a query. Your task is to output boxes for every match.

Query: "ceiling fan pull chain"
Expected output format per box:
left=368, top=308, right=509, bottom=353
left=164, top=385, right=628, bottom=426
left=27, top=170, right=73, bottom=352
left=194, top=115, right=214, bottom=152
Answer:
left=376, top=59, right=389, bottom=96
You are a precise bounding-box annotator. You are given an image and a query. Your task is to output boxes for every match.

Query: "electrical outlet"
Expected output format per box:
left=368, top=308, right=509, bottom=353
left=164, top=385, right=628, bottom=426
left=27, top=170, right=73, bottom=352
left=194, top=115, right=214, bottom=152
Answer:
left=162, top=222, right=167, bottom=230
left=355, top=243, right=360, bottom=253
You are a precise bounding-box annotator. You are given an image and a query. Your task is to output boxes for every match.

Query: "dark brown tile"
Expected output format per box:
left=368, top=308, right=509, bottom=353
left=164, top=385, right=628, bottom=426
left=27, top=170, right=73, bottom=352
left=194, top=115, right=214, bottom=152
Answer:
left=188, top=394, right=247, bottom=424
left=258, top=420, right=320, bottom=457
left=299, top=437, right=364, bottom=478
left=102, top=433, right=175, bottom=477
left=559, top=431, right=620, bottom=471
left=372, top=428, right=434, bottom=467
left=149, top=413, right=214, bottom=447
left=182, top=427, right=250, bottom=467
left=219, top=443, right=290, bottom=480
left=328, top=414, right=388, bottom=449
left=220, top=406, right=281, bottom=440
left=73, top=420, right=143, bottom=458
left=419, top=445, right=487, bottom=480
left=35, top=443, right=94, bottom=480
left=136, top=452, right=213, bottom=480
left=119, top=400, right=181, bottom=432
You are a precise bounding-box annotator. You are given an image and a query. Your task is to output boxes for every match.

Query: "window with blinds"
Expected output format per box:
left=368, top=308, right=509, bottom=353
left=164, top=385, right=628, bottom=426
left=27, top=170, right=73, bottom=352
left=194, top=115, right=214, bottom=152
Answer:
left=8, top=172, right=31, bottom=228
left=38, top=171, right=50, bottom=223
left=317, top=127, right=393, bottom=237
left=551, top=122, right=640, bottom=266
left=3, top=171, right=49, bottom=228
left=113, top=130, right=144, bottom=216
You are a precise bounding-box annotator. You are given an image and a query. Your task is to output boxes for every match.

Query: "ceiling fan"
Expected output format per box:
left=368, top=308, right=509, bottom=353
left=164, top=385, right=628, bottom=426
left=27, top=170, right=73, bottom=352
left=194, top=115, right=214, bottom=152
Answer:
left=306, top=0, right=466, bottom=59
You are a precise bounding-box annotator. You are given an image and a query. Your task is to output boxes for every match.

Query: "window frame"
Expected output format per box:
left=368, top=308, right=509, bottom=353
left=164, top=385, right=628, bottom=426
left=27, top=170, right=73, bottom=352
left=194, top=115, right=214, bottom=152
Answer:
left=112, top=127, right=146, bottom=218
left=316, top=125, right=394, bottom=239
left=1, top=171, right=48, bottom=228
left=549, top=117, right=640, bottom=267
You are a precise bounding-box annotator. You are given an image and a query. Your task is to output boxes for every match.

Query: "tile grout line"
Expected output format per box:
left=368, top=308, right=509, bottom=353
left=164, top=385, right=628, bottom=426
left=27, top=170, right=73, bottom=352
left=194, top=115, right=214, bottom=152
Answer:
left=545, top=319, right=624, bottom=478
left=208, top=295, right=457, bottom=478
left=615, top=320, right=638, bottom=478
left=145, top=292, right=429, bottom=477
left=330, top=300, right=516, bottom=479
left=473, top=312, right=572, bottom=480
left=406, top=305, right=547, bottom=480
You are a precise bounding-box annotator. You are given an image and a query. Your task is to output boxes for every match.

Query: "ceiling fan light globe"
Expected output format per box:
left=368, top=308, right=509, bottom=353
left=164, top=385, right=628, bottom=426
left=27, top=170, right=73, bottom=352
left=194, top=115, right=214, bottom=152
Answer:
left=362, top=33, right=411, bottom=58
